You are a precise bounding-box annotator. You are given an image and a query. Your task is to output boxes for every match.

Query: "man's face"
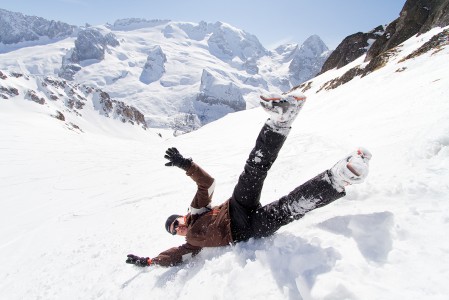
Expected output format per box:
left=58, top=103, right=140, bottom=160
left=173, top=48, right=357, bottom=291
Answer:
left=170, top=216, right=187, bottom=236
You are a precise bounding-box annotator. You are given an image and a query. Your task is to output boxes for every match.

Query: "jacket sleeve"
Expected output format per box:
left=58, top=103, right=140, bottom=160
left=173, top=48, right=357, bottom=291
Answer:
left=186, top=162, right=216, bottom=215
left=151, top=243, right=202, bottom=267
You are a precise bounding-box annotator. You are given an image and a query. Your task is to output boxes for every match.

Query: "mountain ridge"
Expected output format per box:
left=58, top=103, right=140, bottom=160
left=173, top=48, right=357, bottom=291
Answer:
left=0, top=10, right=331, bottom=134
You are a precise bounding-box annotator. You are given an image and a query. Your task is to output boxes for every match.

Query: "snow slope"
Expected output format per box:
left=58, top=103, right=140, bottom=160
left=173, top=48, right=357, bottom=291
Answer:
left=1, top=26, right=449, bottom=299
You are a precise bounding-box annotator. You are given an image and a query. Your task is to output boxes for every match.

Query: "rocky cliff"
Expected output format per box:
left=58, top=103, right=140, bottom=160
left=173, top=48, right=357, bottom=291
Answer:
left=59, top=26, right=120, bottom=80
left=320, top=26, right=384, bottom=74
left=319, top=0, right=449, bottom=73
left=366, top=0, right=449, bottom=61
left=0, top=70, right=147, bottom=131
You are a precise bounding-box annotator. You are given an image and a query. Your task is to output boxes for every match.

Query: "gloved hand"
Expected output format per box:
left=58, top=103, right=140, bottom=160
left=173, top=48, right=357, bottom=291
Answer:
left=126, top=254, right=152, bottom=267
left=164, top=147, right=192, bottom=171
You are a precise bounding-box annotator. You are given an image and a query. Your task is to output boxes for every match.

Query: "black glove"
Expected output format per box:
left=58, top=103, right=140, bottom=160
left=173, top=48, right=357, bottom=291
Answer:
left=126, top=254, right=151, bottom=267
left=164, top=147, right=192, bottom=171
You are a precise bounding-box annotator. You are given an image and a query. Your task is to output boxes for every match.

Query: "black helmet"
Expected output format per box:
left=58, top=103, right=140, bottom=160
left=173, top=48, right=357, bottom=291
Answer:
left=165, top=214, right=181, bottom=234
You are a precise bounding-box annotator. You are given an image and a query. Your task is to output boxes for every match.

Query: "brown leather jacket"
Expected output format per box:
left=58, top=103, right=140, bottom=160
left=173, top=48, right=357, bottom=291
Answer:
left=151, top=163, right=233, bottom=267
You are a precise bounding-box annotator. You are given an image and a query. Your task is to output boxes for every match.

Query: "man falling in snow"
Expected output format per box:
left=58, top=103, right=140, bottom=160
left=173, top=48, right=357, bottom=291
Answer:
left=126, top=90, right=372, bottom=267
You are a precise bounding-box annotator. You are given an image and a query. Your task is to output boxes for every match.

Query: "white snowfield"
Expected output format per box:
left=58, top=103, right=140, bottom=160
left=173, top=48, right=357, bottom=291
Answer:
left=1, top=26, right=449, bottom=300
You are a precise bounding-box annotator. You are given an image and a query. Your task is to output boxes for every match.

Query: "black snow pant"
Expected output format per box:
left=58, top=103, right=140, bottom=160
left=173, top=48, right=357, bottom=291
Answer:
left=229, top=123, right=346, bottom=242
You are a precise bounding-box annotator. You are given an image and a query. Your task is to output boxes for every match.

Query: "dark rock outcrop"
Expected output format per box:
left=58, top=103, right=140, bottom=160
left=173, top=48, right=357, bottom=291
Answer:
left=93, top=91, right=146, bottom=126
left=0, top=86, right=19, bottom=99
left=71, top=28, right=119, bottom=62
left=400, top=28, right=449, bottom=61
left=319, top=0, right=449, bottom=74
left=366, top=0, right=449, bottom=61
left=1, top=71, right=147, bottom=128
left=320, top=26, right=384, bottom=74
left=59, top=27, right=120, bottom=80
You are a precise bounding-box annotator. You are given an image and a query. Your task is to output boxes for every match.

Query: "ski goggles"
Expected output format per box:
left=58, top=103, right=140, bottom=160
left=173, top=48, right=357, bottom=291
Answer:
left=170, top=219, right=180, bottom=235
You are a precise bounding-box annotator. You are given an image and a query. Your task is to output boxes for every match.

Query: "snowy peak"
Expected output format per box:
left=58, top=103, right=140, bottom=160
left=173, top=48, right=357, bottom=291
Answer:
left=286, top=35, right=331, bottom=86
left=298, top=34, right=329, bottom=58
left=0, top=8, right=77, bottom=47
left=168, top=20, right=268, bottom=61
left=273, top=43, right=299, bottom=62
left=109, top=18, right=268, bottom=62
left=207, top=21, right=268, bottom=61
left=110, top=18, right=170, bottom=31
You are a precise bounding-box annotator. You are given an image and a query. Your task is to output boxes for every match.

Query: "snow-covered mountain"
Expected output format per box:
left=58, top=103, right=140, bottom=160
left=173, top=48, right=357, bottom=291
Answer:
left=288, top=35, right=331, bottom=86
left=0, top=10, right=329, bottom=134
left=0, top=71, right=147, bottom=132
left=0, top=8, right=77, bottom=47
left=1, top=23, right=449, bottom=299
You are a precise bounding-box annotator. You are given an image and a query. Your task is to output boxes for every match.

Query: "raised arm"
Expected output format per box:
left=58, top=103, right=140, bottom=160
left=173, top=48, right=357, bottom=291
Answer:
left=164, top=147, right=215, bottom=215
left=186, top=162, right=215, bottom=214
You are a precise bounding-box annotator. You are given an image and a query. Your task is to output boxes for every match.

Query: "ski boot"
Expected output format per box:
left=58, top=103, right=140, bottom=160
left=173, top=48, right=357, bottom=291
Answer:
left=260, top=90, right=306, bottom=135
left=330, top=147, right=372, bottom=191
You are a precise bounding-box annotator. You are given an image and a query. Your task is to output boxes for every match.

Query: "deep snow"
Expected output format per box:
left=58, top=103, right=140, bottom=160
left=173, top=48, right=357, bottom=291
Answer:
left=1, top=27, right=449, bottom=299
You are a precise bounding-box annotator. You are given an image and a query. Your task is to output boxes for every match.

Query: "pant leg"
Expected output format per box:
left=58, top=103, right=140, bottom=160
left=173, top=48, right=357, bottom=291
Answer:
left=231, top=123, right=288, bottom=210
left=230, top=123, right=288, bottom=241
left=249, top=170, right=346, bottom=239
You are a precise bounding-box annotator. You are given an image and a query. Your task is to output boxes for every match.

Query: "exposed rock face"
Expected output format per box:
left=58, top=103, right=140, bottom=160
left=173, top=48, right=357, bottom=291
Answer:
left=0, top=8, right=77, bottom=45
left=315, top=27, right=449, bottom=93
left=140, top=46, right=167, bottom=84
left=59, top=27, right=120, bottom=80
left=0, top=86, right=19, bottom=99
left=25, top=89, right=46, bottom=105
left=320, top=26, right=384, bottom=74
left=1, top=70, right=147, bottom=128
left=400, top=28, right=449, bottom=60
left=289, top=35, right=330, bottom=85
left=93, top=91, right=146, bottom=126
left=71, top=28, right=119, bottom=62
left=0, top=70, right=20, bottom=99
left=366, top=0, right=449, bottom=61
left=420, top=0, right=449, bottom=31
left=318, top=0, right=449, bottom=74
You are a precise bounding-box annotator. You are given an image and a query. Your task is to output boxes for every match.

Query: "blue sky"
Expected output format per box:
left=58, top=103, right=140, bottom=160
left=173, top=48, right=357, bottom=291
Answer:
left=0, top=0, right=406, bottom=49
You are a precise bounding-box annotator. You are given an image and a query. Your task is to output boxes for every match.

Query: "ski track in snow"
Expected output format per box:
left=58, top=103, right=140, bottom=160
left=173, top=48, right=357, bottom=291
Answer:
left=1, top=26, right=449, bottom=299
